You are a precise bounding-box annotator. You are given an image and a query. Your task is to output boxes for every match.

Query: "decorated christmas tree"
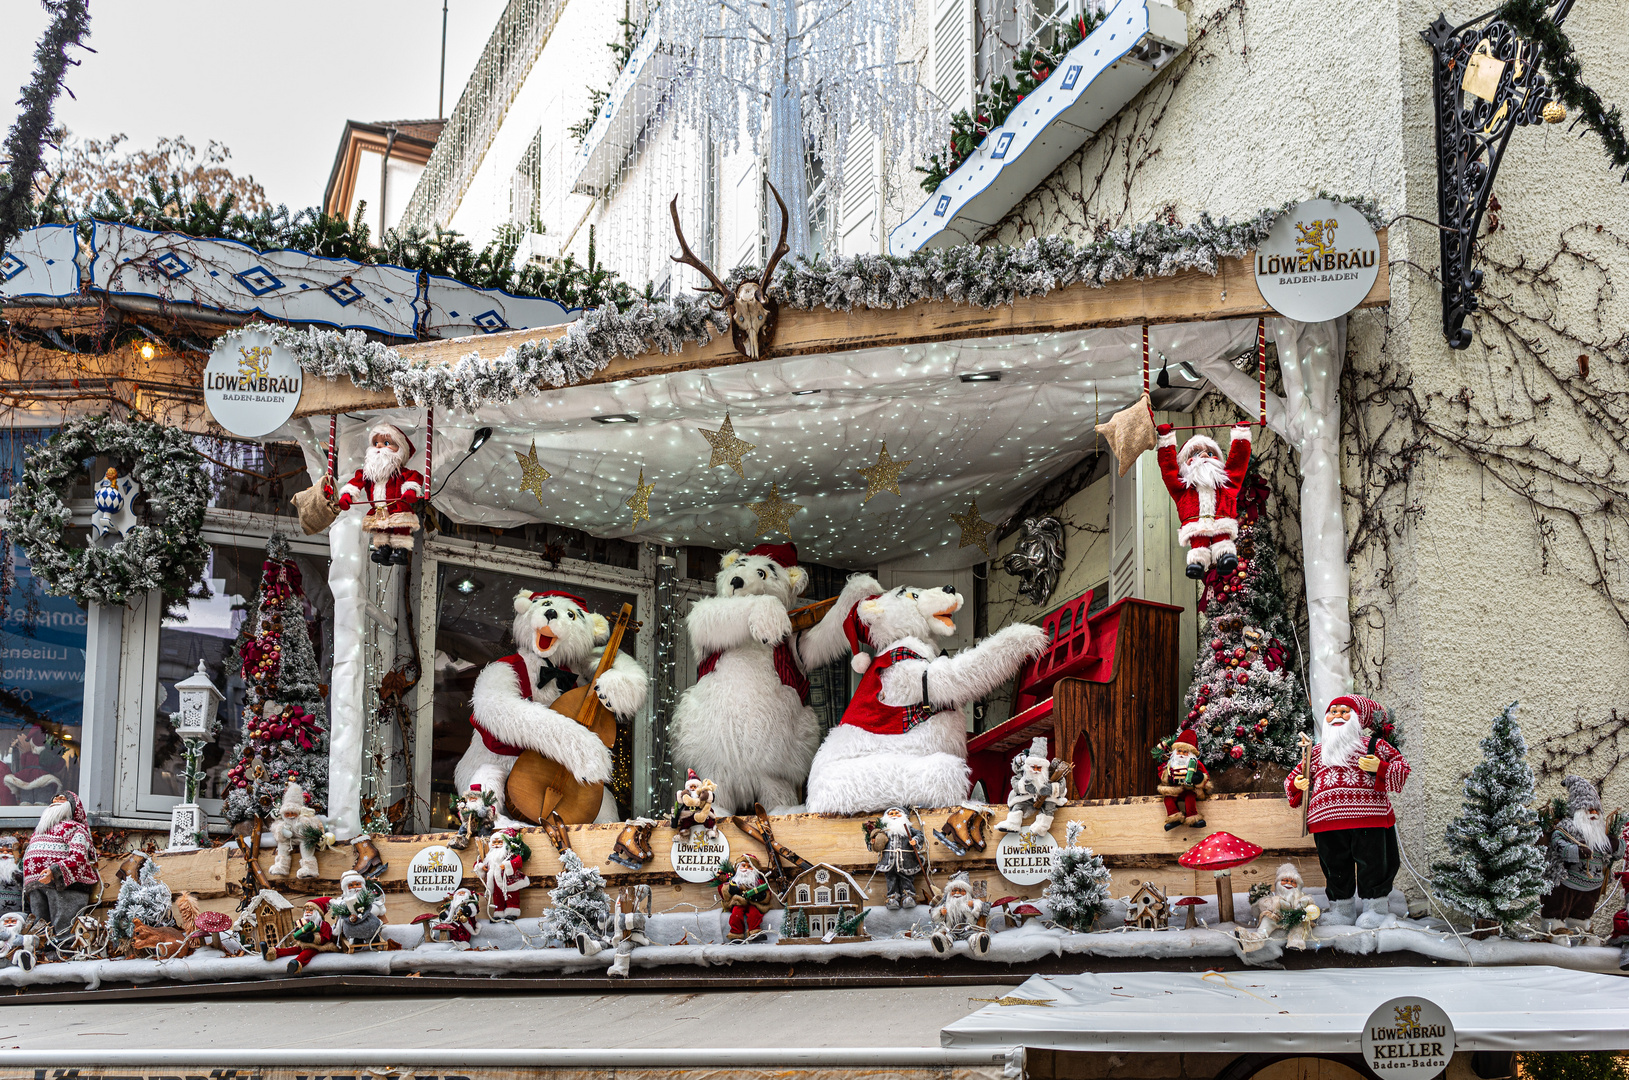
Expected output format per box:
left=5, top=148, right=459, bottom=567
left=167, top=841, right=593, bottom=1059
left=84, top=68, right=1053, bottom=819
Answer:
left=223, top=535, right=329, bottom=824
left=1170, top=476, right=1313, bottom=771
left=539, top=850, right=611, bottom=945
left=1430, top=702, right=1547, bottom=933
left=1043, top=821, right=1112, bottom=932
left=107, top=857, right=173, bottom=943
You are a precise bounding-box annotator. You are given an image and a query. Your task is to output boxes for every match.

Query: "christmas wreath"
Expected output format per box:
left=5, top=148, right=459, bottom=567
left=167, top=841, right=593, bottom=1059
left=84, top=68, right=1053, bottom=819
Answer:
left=7, top=416, right=211, bottom=609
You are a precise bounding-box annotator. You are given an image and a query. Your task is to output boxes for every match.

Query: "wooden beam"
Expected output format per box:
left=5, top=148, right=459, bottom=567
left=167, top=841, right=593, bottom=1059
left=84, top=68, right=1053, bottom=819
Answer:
left=291, top=231, right=1390, bottom=418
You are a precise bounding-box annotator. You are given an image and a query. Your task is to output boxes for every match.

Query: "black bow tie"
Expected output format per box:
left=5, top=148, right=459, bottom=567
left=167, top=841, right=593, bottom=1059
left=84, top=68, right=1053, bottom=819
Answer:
left=536, top=660, right=577, bottom=696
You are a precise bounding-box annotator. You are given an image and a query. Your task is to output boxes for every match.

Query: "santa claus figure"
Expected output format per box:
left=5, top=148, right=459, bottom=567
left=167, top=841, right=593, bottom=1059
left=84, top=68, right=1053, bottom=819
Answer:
left=449, top=784, right=497, bottom=851
left=268, top=780, right=328, bottom=879
left=996, top=736, right=1070, bottom=836
left=929, top=871, right=992, bottom=957
left=21, top=791, right=98, bottom=938
left=718, top=854, right=775, bottom=942
left=1156, top=421, right=1252, bottom=579
left=1539, top=775, right=1625, bottom=941
left=868, top=806, right=926, bottom=910
left=4, top=726, right=63, bottom=805
left=0, top=839, right=22, bottom=915
left=1156, top=729, right=1211, bottom=831
left=263, top=900, right=337, bottom=974
left=1243, top=862, right=1321, bottom=952
left=671, top=769, right=720, bottom=841
left=337, top=420, right=424, bottom=566
left=1286, top=695, right=1409, bottom=928
left=324, top=870, right=388, bottom=945
left=476, top=828, right=531, bottom=921
left=435, top=887, right=482, bottom=944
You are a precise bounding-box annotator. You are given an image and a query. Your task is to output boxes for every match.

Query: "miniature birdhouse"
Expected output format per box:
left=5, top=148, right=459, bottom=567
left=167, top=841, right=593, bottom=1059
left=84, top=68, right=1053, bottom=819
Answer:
left=171, top=660, right=224, bottom=739
left=1124, top=882, right=1170, bottom=930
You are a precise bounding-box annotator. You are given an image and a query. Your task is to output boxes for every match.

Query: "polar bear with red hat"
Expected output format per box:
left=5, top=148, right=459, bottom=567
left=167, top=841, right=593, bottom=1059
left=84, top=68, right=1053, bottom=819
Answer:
left=670, top=543, right=879, bottom=814
left=337, top=420, right=425, bottom=565
left=455, top=590, right=649, bottom=824
left=804, top=585, right=1048, bottom=814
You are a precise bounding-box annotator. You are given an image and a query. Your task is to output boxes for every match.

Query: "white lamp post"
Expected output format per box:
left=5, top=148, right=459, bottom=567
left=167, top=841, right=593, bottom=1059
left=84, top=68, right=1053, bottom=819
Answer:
left=167, top=660, right=223, bottom=852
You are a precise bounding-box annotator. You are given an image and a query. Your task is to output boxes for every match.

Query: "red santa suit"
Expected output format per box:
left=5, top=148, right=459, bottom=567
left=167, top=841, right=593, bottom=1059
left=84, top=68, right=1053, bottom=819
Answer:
left=837, top=645, right=937, bottom=735
left=1156, top=423, right=1251, bottom=576
left=477, top=832, right=531, bottom=921
left=337, top=421, right=424, bottom=558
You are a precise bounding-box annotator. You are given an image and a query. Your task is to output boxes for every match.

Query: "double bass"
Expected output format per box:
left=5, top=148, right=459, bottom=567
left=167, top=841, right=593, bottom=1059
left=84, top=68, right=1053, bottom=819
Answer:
left=505, top=603, right=634, bottom=825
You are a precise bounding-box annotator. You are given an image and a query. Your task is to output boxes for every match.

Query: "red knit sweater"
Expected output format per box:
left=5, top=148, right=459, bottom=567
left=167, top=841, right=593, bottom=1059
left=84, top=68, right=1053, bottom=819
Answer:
left=1285, top=741, right=1409, bottom=832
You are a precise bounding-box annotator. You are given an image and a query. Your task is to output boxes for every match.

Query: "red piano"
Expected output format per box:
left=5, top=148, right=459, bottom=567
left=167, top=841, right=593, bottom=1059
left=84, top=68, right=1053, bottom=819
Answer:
left=965, top=591, right=1183, bottom=804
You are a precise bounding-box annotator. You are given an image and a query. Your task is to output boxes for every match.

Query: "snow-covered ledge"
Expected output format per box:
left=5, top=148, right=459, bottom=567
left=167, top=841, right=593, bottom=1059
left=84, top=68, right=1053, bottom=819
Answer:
left=889, top=0, right=1186, bottom=255
left=572, top=11, right=683, bottom=196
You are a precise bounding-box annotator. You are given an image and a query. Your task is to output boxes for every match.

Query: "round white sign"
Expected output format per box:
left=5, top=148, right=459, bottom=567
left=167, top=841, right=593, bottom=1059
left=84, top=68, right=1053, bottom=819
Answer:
left=670, top=833, right=729, bottom=883
left=995, top=829, right=1058, bottom=886
left=1253, top=198, right=1381, bottom=323
left=205, top=329, right=304, bottom=438
left=406, top=844, right=464, bottom=903
left=1361, top=997, right=1454, bottom=1080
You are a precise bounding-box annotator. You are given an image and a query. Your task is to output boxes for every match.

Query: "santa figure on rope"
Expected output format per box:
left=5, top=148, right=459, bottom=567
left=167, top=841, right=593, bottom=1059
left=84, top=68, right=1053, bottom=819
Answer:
left=1156, top=421, right=1252, bottom=579
left=1286, top=695, right=1409, bottom=929
left=1539, top=775, right=1625, bottom=941
left=337, top=421, right=424, bottom=565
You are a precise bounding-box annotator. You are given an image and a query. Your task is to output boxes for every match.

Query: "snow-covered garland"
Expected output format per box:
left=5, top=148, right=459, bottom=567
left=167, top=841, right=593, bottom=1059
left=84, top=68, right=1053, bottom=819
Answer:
left=6, top=416, right=211, bottom=609
left=224, top=195, right=1385, bottom=412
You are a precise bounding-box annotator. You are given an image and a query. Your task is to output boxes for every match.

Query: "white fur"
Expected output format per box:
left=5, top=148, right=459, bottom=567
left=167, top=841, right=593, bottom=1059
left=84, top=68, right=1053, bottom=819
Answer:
left=453, top=591, right=648, bottom=817
left=671, top=553, right=880, bottom=815
left=805, top=590, right=1048, bottom=814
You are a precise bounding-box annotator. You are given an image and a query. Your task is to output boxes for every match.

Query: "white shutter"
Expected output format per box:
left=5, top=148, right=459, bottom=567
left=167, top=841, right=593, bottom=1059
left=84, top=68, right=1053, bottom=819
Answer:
left=838, top=126, right=878, bottom=256
left=730, top=155, right=761, bottom=270
left=931, top=0, right=976, bottom=114
left=1109, top=455, right=1144, bottom=602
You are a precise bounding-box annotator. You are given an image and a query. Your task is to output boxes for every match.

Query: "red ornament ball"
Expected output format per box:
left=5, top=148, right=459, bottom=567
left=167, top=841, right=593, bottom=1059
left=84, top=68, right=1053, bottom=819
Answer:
left=1230, top=744, right=1245, bottom=760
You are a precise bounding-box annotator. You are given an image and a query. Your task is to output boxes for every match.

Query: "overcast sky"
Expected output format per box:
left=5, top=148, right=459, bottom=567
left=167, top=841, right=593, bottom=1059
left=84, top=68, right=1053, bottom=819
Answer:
left=1, top=0, right=509, bottom=209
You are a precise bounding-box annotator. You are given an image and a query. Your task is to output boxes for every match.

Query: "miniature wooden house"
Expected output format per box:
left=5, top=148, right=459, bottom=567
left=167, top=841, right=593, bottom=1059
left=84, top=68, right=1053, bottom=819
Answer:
left=231, top=889, right=296, bottom=951
left=778, top=864, right=869, bottom=944
left=1124, top=882, right=1170, bottom=930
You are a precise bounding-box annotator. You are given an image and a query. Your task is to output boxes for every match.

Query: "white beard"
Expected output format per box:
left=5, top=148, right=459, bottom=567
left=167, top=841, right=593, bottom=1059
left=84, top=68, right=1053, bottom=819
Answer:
left=1572, top=809, right=1611, bottom=853
left=1320, top=718, right=1367, bottom=769
left=363, top=444, right=403, bottom=484
left=942, top=890, right=977, bottom=923
left=882, top=814, right=910, bottom=837
left=1168, top=752, right=1193, bottom=773
left=1179, top=454, right=1229, bottom=492
left=732, top=866, right=761, bottom=888
left=33, top=800, right=71, bottom=835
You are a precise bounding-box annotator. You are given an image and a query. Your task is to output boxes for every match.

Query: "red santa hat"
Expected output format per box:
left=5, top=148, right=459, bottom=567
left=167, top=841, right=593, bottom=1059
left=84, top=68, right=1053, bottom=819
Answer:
left=369, top=421, right=416, bottom=461
left=1172, top=729, right=1200, bottom=752
left=1178, top=433, right=1221, bottom=462
left=1326, top=695, right=1384, bottom=729
left=527, top=589, right=589, bottom=609
left=305, top=897, right=331, bottom=914
left=844, top=596, right=882, bottom=674
left=745, top=542, right=798, bottom=567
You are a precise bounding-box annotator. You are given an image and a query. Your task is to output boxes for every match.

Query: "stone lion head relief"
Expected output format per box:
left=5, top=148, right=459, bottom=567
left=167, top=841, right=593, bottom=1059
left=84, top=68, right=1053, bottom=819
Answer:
left=1002, top=516, right=1066, bottom=605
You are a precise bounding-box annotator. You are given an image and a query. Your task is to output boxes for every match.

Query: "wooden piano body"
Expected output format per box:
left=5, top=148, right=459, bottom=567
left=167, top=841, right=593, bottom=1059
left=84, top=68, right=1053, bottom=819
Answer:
left=966, top=592, right=1183, bottom=804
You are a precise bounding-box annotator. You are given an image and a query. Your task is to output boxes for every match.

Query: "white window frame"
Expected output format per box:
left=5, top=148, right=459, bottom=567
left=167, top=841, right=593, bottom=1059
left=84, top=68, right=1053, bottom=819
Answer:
left=415, top=534, right=657, bottom=826
left=116, top=513, right=332, bottom=823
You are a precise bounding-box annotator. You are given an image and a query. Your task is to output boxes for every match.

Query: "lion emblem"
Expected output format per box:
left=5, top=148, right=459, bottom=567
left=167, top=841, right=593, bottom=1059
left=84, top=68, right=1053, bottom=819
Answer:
left=237, top=345, right=272, bottom=380
left=1295, top=219, right=1339, bottom=259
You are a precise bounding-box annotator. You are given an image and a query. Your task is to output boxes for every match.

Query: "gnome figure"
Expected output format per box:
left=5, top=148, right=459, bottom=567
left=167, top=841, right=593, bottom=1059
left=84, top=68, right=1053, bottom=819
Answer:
left=1156, top=421, right=1252, bottom=579
left=268, top=780, right=326, bottom=879
left=337, top=420, right=424, bottom=565
left=1540, top=775, right=1626, bottom=940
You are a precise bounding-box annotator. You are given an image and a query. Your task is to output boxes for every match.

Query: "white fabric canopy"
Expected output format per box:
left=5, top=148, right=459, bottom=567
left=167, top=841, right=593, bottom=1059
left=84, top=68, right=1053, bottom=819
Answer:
left=940, top=967, right=1629, bottom=1053
left=351, top=319, right=1258, bottom=568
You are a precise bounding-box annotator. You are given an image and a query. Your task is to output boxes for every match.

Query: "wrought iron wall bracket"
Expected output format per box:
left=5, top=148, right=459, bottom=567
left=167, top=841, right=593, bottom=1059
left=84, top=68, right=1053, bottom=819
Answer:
left=1422, top=4, right=1566, bottom=348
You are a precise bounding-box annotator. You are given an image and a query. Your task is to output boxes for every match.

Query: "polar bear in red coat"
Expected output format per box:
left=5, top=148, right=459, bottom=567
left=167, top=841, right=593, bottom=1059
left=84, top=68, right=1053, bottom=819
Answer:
left=455, top=590, right=648, bottom=824
left=804, top=586, right=1047, bottom=814
left=670, top=543, right=879, bottom=814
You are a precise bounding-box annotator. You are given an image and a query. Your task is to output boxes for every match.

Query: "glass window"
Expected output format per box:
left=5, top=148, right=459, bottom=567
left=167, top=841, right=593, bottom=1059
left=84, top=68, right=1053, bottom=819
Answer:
left=430, top=562, right=641, bottom=826
left=148, top=542, right=333, bottom=804
left=796, top=884, right=810, bottom=903
left=835, top=883, right=849, bottom=902
left=0, top=429, right=83, bottom=809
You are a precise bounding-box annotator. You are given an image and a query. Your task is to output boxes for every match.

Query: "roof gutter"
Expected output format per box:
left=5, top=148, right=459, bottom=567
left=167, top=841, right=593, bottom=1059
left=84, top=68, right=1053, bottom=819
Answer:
left=0, top=1048, right=1021, bottom=1070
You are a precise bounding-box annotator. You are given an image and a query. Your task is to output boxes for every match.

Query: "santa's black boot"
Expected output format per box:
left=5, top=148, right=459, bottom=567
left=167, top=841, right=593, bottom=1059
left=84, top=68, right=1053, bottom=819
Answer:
left=369, top=546, right=392, bottom=565
left=391, top=545, right=412, bottom=565
left=286, top=958, right=304, bottom=974
left=1216, top=553, right=1239, bottom=575
left=1185, top=559, right=1206, bottom=579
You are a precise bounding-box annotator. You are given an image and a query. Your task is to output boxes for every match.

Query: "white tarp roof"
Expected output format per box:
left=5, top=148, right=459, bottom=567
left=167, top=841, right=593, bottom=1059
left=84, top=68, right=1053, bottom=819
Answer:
left=941, top=967, right=1629, bottom=1053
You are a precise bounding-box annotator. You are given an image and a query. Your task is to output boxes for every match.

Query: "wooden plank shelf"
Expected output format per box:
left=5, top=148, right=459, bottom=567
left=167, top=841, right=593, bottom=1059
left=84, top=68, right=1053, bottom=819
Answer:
left=106, top=794, right=1316, bottom=924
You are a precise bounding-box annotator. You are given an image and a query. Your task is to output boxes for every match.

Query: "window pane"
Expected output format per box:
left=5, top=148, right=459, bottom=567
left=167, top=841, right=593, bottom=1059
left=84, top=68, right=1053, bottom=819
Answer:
left=432, top=563, right=640, bottom=826
left=152, top=543, right=333, bottom=802
left=0, top=429, right=83, bottom=808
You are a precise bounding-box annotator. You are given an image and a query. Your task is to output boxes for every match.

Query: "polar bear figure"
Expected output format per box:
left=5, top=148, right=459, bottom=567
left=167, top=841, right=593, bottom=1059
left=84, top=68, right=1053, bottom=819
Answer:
left=804, top=585, right=1048, bottom=814
left=670, top=543, right=880, bottom=814
left=455, top=590, right=648, bottom=824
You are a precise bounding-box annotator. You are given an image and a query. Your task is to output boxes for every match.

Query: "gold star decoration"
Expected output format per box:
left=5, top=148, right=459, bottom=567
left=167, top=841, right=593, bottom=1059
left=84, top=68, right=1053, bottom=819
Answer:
left=699, top=413, right=756, bottom=478
left=626, top=469, right=654, bottom=529
left=514, top=440, right=552, bottom=505
left=747, top=483, right=805, bottom=537
left=968, top=995, right=1056, bottom=1007
left=950, top=498, right=997, bottom=556
left=856, top=442, right=913, bottom=504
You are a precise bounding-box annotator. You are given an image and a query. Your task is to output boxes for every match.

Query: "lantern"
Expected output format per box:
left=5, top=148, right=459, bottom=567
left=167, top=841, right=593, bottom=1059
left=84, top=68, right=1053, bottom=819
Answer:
left=171, top=660, right=224, bottom=739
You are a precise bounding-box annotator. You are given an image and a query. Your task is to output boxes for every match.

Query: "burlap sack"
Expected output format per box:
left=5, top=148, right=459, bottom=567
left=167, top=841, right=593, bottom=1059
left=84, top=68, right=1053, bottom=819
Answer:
left=290, top=483, right=339, bottom=535
left=1094, top=392, right=1157, bottom=476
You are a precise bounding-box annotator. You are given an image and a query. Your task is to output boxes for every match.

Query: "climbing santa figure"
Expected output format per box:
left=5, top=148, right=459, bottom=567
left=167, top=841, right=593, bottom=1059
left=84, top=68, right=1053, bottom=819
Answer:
left=1155, top=420, right=1252, bottom=579
left=337, top=420, right=424, bottom=565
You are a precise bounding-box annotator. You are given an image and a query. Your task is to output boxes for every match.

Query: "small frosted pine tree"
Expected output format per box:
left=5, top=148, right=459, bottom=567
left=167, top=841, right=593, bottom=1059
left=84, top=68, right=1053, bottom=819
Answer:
left=1043, top=821, right=1112, bottom=932
left=108, top=857, right=173, bottom=943
left=539, top=850, right=611, bottom=945
left=1430, top=702, right=1546, bottom=933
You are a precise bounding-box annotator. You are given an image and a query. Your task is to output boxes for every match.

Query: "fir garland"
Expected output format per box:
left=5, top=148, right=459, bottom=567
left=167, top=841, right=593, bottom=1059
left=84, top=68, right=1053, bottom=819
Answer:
left=233, top=194, right=1385, bottom=412
left=1498, top=0, right=1629, bottom=179
left=0, top=0, right=91, bottom=250
left=6, top=416, right=211, bottom=610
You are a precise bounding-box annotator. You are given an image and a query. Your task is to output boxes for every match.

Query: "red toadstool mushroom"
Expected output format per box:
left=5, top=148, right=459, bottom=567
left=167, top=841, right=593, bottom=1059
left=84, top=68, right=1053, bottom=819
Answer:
left=190, top=910, right=234, bottom=952
left=1178, top=831, right=1263, bottom=924
left=1174, top=896, right=1204, bottom=929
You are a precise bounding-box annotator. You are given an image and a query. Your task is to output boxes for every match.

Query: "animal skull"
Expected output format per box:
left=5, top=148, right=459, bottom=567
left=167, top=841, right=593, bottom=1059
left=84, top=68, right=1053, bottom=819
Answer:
left=733, top=282, right=769, bottom=358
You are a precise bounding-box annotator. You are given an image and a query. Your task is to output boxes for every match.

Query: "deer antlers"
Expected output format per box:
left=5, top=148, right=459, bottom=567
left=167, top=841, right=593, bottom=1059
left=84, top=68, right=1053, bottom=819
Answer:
left=669, top=183, right=793, bottom=360
left=761, top=182, right=790, bottom=289
left=669, top=196, right=731, bottom=309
